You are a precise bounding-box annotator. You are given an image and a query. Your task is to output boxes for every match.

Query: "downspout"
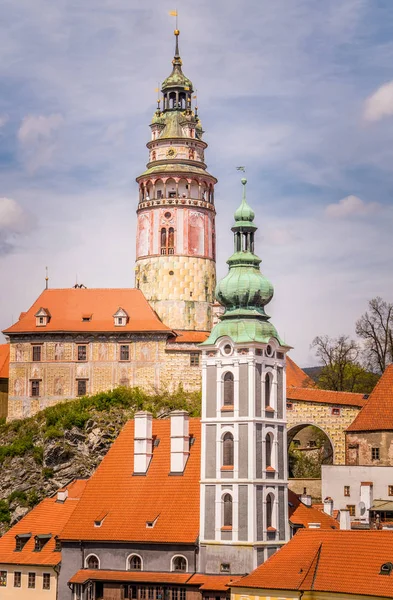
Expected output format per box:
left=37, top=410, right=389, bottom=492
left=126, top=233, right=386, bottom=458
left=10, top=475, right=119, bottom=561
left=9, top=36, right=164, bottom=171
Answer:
left=53, top=564, right=61, bottom=600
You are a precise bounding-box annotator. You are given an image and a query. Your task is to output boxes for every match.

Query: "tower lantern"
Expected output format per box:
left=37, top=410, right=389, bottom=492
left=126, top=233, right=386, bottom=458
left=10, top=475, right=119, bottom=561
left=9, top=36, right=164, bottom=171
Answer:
left=135, top=30, right=217, bottom=332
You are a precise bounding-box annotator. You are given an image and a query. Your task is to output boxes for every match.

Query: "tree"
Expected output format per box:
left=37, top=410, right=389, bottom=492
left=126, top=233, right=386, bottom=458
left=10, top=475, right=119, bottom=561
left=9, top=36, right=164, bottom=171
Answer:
left=356, top=297, right=393, bottom=374
left=311, top=334, right=379, bottom=393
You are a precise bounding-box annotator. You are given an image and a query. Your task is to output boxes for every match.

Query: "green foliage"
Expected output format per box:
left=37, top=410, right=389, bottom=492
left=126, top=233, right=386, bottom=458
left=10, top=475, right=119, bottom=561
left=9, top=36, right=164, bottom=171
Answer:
left=0, top=435, right=35, bottom=463
left=0, top=500, right=10, bottom=525
left=44, top=426, right=64, bottom=440
left=26, top=489, right=40, bottom=508
left=42, top=468, right=54, bottom=480
left=8, top=490, right=27, bottom=505
left=288, top=447, right=323, bottom=478
left=32, top=446, right=44, bottom=465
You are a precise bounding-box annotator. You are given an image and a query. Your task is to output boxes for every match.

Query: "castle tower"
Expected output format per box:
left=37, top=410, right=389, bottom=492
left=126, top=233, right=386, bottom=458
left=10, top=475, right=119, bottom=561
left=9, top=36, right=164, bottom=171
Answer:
left=135, top=30, right=217, bottom=332
left=199, top=179, right=290, bottom=574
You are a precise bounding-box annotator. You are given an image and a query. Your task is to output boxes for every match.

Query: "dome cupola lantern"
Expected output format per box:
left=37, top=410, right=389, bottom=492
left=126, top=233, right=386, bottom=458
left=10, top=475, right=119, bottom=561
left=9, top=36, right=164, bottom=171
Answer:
left=162, top=30, right=193, bottom=112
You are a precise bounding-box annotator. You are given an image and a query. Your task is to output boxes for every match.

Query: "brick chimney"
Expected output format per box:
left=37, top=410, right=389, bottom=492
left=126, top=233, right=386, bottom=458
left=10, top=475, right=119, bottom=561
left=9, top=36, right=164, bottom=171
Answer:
left=170, top=410, right=190, bottom=474
left=300, top=493, right=312, bottom=507
left=339, top=508, right=351, bottom=530
left=323, top=496, right=334, bottom=516
left=360, top=482, right=373, bottom=521
left=134, top=411, right=153, bottom=474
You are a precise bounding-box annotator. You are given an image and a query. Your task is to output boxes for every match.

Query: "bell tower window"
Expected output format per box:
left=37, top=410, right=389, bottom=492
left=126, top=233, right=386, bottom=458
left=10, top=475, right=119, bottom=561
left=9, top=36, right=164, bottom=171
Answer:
left=161, top=227, right=175, bottom=255
left=222, top=433, right=234, bottom=467
left=265, top=373, right=272, bottom=408
left=223, top=372, right=234, bottom=407
left=223, top=494, right=233, bottom=528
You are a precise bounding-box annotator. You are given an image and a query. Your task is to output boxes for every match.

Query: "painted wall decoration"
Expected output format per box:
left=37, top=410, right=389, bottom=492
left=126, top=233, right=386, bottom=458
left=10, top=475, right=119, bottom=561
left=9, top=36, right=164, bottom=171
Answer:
left=55, top=343, right=64, bottom=361
left=188, top=211, right=205, bottom=256
left=137, top=213, right=150, bottom=257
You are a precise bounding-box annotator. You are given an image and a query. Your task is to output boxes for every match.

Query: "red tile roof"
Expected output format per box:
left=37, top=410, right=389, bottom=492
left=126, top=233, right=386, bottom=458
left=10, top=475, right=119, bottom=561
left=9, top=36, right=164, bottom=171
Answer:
left=168, top=331, right=210, bottom=344
left=3, top=289, right=171, bottom=335
left=287, top=386, right=366, bottom=407
left=234, top=529, right=393, bottom=597
left=347, top=364, right=393, bottom=432
left=0, top=344, right=9, bottom=379
left=61, top=419, right=201, bottom=544
left=286, top=357, right=314, bottom=388
left=189, top=574, right=241, bottom=591
left=288, top=491, right=338, bottom=530
left=0, top=479, right=87, bottom=566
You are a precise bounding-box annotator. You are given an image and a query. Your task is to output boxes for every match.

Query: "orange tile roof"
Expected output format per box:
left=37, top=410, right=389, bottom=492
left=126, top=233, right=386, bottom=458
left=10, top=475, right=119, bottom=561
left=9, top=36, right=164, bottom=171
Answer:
left=234, top=529, right=393, bottom=597
left=61, top=419, right=201, bottom=544
left=286, top=357, right=314, bottom=388
left=287, top=386, right=366, bottom=407
left=0, top=344, right=9, bottom=379
left=3, top=288, right=171, bottom=335
left=0, top=479, right=87, bottom=566
left=288, top=491, right=338, bottom=530
left=347, top=364, right=393, bottom=432
left=69, top=570, right=237, bottom=590
left=168, top=330, right=210, bottom=344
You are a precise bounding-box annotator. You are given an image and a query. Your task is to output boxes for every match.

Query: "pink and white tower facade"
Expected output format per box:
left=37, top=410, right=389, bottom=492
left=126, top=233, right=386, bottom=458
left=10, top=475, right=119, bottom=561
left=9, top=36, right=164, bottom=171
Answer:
left=135, top=30, right=217, bottom=332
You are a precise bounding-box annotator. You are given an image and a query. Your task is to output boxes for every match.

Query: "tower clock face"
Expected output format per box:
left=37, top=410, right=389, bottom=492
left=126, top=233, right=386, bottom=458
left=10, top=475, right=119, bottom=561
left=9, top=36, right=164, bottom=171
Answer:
left=166, top=148, right=176, bottom=158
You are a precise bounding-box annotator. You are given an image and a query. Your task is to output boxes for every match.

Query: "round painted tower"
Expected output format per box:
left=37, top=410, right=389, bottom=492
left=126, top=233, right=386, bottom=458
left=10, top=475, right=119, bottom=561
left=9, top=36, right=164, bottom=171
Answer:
left=135, top=30, right=217, bottom=332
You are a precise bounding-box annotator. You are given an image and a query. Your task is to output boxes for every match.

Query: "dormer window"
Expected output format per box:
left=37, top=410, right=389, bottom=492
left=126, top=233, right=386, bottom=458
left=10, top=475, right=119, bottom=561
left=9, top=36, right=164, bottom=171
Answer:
left=82, top=314, right=92, bottom=322
left=94, top=510, right=108, bottom=528
left=113, top=308, right=128, bottom=327
left=380, top=562, right=393, bottom=575
left=35, top=308, right=51, bottom=327
left=34, top=534, right=51, bottom=552
left=15, top=533, right=31, bottom=552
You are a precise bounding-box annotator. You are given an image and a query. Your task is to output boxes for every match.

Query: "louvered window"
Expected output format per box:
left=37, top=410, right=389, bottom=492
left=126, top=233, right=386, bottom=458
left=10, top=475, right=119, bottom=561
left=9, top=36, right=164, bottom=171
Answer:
left=223, top=372, right=234, bottom=406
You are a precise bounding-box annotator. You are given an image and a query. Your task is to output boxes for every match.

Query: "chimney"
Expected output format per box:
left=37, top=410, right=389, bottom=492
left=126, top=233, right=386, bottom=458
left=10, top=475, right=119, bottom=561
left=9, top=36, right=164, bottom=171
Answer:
left=170, top=410, right=190, bottom=474
left=57, top=488, right=68, bottom=503
left=360, top=482, right=373, bottom=521
left=134, top=411, right=153, bottom=474
left=300, top=493, right=312, bottom=507
left=339, top=508, right=351, bottom=530
left=323, top=496, right=334, bottom=517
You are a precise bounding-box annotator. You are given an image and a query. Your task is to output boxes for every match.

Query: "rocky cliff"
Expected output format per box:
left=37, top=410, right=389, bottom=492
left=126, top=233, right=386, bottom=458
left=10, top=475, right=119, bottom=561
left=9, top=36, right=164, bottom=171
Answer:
left=0, top=386, right=201, bottom=535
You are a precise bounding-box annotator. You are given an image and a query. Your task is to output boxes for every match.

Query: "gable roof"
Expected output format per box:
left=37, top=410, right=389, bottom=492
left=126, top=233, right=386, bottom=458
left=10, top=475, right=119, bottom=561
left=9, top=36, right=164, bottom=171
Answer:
left=60, top=418, right=201, bottom=544
left=287, top=386, right=366, bottom=408
left=0, top=479, right=87, bottom=566
left=234, top=529, right=393, bottom=598
left=347, top=364, right=393, bottom=432
left=3, top=288, right=171, bottom=335
left=288, top=490, right=338, bottom=530
left=0, top=344, right=9, bottom=379
left=286, top=357, right=314, bottom=388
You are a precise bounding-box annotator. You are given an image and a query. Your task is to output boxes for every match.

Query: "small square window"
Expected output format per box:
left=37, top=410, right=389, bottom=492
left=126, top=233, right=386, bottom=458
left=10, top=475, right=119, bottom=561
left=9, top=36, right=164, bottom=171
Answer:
left=220, top=563, right=230, bottom=573
left=0, top=571, right=7, bottom=587
left=77, top=380, right=87, bottom=397
left=347, top=505, right=355, bottom=517
left=118, top=317, right=123, bottom=325
left=77, top=345, right=87, bottom=361
left=190, top=353, right=200, bottom=367
left=31, top=380, right=40, bottom=397
left=344, top=486, right=350, bottom=497
left=332, top=407, right=341, bottom=416
left=32, top=345, right=42, bottom=362
left=286, top=402, right=293, bottom=411
left=28, top=573, right=36, bottom=589
left=43, top=573, right=50, bottom=590
left=372, top=447, right=380, bottom=461
left=389, top=486, right=393, bottom=497
left=120, top=345, right=130, bottom=361
left=39, top=317, right=44, bottom=324
left=14, top=572, right=21, bottom=587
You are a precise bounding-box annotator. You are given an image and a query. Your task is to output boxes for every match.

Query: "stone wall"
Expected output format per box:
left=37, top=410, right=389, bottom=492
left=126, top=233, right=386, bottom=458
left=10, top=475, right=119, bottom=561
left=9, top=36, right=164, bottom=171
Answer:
left=287, top=400, right=362, bottom=465
left=346, top=431, right=393, bottom=466
left=7, top=336, right=202, bottom=420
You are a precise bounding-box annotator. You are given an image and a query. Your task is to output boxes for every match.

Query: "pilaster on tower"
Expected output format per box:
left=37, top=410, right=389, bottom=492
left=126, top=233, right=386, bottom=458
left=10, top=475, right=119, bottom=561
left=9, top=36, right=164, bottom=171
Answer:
left=135, top=30, right=217, bottom=332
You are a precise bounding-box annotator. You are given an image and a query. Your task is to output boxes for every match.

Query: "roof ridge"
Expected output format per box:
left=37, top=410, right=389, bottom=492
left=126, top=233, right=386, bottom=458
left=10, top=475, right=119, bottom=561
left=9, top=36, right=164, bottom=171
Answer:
left=290, top=386, right=364, bottom=397
left=298, top=542, right=323, bottom=590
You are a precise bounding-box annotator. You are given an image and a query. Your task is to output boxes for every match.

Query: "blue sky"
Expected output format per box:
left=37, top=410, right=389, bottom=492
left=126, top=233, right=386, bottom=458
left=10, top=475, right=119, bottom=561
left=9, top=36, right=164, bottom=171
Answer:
left=0, top=0, right=393, bottom=366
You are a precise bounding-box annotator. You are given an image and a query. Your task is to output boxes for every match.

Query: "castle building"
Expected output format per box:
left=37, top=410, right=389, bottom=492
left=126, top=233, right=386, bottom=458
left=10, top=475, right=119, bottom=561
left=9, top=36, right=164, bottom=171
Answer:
left=199, top=179, right=290, bottom=571
left=135, top=30, right=217, bottom=332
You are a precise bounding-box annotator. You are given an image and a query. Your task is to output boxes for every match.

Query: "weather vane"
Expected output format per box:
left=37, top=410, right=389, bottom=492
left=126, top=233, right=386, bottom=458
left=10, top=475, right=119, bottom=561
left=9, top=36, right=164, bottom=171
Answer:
left=236, top=166, right=246, bottom=173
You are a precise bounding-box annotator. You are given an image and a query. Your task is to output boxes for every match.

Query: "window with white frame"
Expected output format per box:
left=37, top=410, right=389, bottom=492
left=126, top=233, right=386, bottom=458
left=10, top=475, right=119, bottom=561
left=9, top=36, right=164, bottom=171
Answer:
left=171, top=556, right=187, bottom=572
left=223, top=494, right=233, bottom=528
left=222, top=432, right=234, bottom=467
left=265, top=373, right=272, bottom=408
left=223, top=372, right=234, bottom=406
left=266, top=493, right=274, bottom=529
left=128, top=554, right=142, bottom=570
left=265, top=433, right=273, bottom=469
left=85, top=554, right=99, bottom=569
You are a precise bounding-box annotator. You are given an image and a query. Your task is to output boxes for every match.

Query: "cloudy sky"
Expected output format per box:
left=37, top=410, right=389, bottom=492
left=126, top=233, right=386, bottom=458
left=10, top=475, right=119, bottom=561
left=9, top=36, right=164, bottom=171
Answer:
left=0, top=0, right=392, bottom=367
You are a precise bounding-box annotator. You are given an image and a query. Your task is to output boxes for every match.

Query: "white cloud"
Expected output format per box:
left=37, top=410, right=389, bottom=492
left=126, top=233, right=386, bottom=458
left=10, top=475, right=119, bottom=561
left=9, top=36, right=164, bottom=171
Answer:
left=364, top=81, right=393, bottom=122
left=0, top=197, right=31, bottom=255
left=17, top=114, right=64, bottom=172
left=325, top=195, right=380, bottom=218
left=265, top=227, right=300, bottom=246
left=0, top=115, right=9, bottom=128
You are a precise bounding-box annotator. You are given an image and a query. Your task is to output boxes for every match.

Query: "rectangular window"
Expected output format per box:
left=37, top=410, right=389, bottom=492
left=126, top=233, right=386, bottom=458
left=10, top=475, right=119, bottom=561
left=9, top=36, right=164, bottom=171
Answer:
left=347, top=505, right=355, bottom=517
left=344, top=486, right=350, bottom=497
left=372, top=447, right=380, bottom=460
left=43, top=573, right=50, bottom=590
left=120, top=345, right=130, bottom=361
left=140, top=587, right=146, bottom=600
left=28, top=573, right=36, bottom=589
left=190, top=353, right=200, bottom=367
left=148, top=587, right=154, bottom=600
left=286, top=402, right=293, bottom=411
left=77, top=345, right=87, bottom=361
left=389, top=486, right=393, bottom=497
left=14, top=572, right=21, bottom=587
left=180, top=589, right=186, bottom=600
left=171, top=589, right=178, bottom=600
left=31, top=380, right=40, bottom=397
left=32, top=345, right=42, bottom=362
left=331, top=407, right=341, bottom=416
left=0, top=571, right=7, bottom=586
left=77, top=380, right=87, bottom=397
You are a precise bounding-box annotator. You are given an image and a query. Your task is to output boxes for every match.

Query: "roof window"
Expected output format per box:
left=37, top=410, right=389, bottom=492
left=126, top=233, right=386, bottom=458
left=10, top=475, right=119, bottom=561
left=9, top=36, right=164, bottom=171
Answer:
left=34, top=534, right=52, bottom=552
left=380, top=562, right=393, bottom=576
left=34, top=308, right=51, bottom=327
left=113, top=307, right=128, bottom=327
left=94, top=510, right=108, bottom=528
left=146, top=515, right=159, bottom=529
left=82, top=314, right=92, bottom=322
left=15, top=533, right=31, bottom=552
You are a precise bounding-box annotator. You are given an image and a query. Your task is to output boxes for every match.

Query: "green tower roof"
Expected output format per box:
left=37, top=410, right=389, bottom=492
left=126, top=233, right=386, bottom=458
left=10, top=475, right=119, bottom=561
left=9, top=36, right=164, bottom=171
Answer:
left=162, top=31, right=193, bottom=92
left=202, top=178, right=286, bottom=347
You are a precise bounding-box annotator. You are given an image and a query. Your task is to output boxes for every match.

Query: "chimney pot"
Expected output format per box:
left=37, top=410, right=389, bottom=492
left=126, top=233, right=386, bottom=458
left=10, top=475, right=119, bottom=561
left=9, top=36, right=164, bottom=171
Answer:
left=134, top=411, right=153, bottom=474
left=170, top=410, right=190, bottom=474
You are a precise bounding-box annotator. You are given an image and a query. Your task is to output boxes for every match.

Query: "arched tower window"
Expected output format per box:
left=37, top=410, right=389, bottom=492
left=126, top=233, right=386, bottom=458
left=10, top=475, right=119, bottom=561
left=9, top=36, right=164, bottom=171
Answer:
left=172, top=556, right=187, bottom=572
left=266, top=433, right=273, bottom=469
left=86, top=554, right=99, bottom=569
left=223, top=372, right=234, bottom=406
left=266, top=494, right=274, bottom=529
left=265, top=373, right=271, bottom=408
left=223, top=432, right=234, bottom=467
left=161, top=228, right=167, bottom=255
left=128, top=554, right=142, bottom=571
left=168, top=228, right=175, bottom=254
left=223, top=494, right=233, bottom=527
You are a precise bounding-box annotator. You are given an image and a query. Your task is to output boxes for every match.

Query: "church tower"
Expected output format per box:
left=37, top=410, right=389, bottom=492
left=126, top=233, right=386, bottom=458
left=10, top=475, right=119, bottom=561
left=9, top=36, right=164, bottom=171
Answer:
left=135, top=30, right=217, bottom=332
left=199, top=179, right=290, bottom=574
